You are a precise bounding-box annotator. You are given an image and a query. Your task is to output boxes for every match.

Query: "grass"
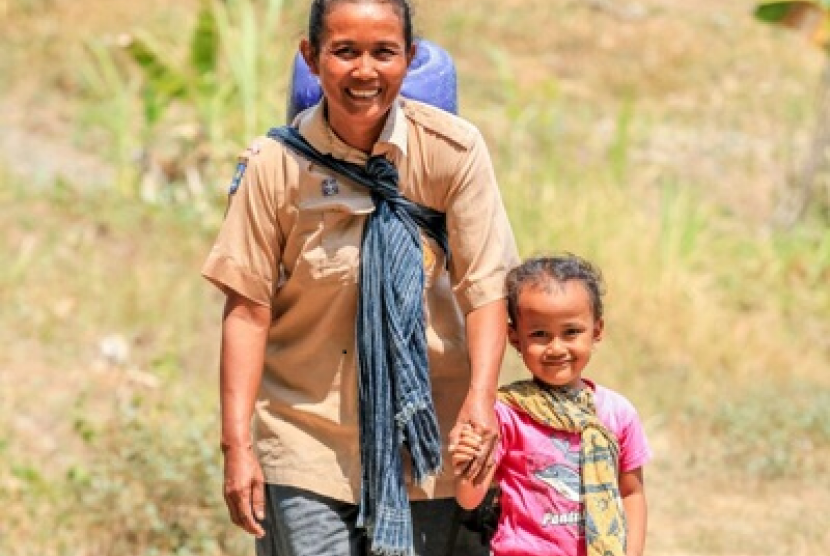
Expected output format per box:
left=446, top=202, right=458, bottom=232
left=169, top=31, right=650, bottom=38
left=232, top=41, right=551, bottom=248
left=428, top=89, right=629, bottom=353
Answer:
left=2, top=0, right=829, bottom=554
left=0, top=174, right=238, bottom=555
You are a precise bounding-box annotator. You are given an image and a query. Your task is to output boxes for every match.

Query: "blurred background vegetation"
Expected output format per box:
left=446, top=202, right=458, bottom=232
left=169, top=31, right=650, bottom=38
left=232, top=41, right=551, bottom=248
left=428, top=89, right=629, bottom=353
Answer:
left=1, top=0, right=828, bottom=555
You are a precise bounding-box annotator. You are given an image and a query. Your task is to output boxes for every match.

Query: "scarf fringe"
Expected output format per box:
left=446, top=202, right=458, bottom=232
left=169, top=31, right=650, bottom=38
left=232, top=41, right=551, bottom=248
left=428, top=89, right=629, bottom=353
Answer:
left=366, top=505, right=415, bottom=556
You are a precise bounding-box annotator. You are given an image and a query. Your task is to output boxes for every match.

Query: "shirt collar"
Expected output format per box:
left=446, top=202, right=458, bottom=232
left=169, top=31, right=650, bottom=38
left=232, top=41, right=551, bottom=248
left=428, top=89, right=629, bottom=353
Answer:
left=296, top=98, right=408, bottom=164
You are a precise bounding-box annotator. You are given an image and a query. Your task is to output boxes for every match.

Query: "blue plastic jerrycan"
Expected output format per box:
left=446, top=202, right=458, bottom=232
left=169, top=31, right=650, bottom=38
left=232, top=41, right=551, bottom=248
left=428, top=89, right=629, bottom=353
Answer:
left=286, top=39, right=458, bottom=123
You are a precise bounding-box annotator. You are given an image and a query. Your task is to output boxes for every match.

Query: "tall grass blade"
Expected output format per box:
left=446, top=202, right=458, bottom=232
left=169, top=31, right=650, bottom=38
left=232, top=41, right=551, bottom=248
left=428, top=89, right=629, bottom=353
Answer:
left=190, top=0, right=220, bottom=77
left=610, top=94, right=635, bottom=184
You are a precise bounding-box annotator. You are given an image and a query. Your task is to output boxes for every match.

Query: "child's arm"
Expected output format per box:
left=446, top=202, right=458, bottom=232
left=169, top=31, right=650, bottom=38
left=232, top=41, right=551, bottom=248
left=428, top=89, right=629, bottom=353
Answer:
left=449, top=425, right=498, bottom=510
left=619, top=467, right=647, bottom=556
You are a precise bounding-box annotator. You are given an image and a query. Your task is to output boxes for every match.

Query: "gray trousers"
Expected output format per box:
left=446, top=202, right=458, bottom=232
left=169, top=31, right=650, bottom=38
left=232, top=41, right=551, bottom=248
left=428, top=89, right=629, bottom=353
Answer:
left=255, top=485, right=490, bottom=556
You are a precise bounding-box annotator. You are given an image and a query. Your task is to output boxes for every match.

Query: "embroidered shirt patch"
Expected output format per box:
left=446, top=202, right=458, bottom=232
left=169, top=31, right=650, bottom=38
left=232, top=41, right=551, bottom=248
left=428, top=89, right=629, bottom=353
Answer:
left=227, top=160, right=247, bottom=194
left=228, top=140, right=262, bottom=194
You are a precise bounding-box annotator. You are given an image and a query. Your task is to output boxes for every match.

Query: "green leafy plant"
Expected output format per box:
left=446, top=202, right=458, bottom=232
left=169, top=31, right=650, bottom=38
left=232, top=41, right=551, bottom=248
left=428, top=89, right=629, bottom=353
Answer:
left=117, top=0, right=231, bottom=203
left=76, top=0, right=289, bottom=206
left=755, top=1, right=830, bottom=50
left=61, top=386, right=244, bottom=556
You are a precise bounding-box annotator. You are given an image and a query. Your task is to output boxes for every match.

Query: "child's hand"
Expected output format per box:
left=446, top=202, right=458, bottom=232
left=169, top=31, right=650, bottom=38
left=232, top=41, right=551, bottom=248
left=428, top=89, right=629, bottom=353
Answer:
left=448, top=424, right=484, bottom=476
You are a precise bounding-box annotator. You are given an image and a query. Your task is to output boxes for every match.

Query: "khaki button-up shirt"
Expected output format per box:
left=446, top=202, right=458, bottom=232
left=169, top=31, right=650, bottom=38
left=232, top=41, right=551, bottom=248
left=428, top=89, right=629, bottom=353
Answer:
left=202, top=98, right=518, bottom=502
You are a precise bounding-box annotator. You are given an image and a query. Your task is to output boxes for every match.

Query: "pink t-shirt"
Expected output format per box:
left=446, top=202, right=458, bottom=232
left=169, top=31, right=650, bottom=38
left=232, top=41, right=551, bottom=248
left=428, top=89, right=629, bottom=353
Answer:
left=490, top=381, right=652, bottom=556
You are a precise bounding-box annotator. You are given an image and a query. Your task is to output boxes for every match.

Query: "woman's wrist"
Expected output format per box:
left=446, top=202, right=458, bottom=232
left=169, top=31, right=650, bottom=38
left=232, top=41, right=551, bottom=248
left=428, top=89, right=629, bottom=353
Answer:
left=220, top=435, right=253, bottom=453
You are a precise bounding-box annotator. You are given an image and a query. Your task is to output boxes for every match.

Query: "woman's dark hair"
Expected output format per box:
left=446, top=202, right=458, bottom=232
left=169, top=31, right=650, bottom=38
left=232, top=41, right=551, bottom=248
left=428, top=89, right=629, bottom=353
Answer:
left=307, top=0, right=414, bottom=56
left=506, top=253, right=606, bottom=324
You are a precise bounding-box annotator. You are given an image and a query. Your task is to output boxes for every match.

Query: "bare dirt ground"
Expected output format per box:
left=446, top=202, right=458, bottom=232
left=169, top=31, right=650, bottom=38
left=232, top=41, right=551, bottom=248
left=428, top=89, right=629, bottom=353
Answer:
left=0, top=95, right=115, bottom=188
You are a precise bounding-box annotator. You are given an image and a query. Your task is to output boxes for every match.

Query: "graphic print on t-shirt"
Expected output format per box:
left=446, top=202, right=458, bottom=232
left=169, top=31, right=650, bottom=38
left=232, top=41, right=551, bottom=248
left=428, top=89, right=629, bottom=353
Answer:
left=529, top=436, right=583, bottom=529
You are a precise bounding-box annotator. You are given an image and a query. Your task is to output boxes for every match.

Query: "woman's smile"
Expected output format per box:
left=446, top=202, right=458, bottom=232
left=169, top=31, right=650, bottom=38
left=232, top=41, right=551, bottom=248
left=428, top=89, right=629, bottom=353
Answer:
left=347, top=87, right=381, bottom=99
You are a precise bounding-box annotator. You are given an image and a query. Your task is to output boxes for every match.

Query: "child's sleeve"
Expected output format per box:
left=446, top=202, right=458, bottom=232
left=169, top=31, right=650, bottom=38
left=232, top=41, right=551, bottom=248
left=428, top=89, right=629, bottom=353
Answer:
left=616, top=400, right=653, bottom=473
left=492, top=400, right=516, bottom=473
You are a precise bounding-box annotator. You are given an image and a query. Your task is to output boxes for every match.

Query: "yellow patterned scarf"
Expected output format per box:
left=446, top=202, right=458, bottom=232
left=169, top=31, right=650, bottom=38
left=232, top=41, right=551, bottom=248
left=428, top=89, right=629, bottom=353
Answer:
left=498, top=380, right=626, bottom=556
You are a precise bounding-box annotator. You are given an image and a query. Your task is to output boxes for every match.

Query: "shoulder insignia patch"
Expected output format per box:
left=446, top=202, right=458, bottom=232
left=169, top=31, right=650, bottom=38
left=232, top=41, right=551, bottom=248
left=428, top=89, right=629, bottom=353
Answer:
left=227, top=159, right=247, bottom=194
left=227, top=139, right=263, bottom=194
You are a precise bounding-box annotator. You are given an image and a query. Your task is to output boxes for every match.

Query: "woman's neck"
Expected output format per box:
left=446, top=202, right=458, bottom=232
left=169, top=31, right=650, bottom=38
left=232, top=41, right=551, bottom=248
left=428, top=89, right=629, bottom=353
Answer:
left=325, top=106, right=387, bottom=153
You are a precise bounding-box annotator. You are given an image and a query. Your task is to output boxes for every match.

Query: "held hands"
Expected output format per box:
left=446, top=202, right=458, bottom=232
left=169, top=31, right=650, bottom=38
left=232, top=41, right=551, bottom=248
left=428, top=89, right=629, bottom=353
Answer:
left=449, top=421, right=499, bottom=509
left=448, top=392, right=498, bottom=484
left=449, top=423, right=490, bottom=478
left=222, top=444, right=266, bottom=538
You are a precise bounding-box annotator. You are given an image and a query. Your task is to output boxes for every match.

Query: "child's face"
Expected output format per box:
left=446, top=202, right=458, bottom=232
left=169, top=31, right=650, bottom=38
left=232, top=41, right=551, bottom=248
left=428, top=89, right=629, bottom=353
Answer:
left=508, top=280, right=603, bottom=389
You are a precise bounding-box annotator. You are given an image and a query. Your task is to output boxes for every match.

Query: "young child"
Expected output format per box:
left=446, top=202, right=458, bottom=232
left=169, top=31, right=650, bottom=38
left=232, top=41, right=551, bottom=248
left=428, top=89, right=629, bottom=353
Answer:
left=450, top=253, right=651, bottom=556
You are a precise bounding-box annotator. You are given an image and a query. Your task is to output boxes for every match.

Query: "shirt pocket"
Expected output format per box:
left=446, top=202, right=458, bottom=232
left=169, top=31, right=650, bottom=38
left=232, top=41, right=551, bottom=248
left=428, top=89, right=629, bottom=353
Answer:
left=291, top=192, right=375, bottom=286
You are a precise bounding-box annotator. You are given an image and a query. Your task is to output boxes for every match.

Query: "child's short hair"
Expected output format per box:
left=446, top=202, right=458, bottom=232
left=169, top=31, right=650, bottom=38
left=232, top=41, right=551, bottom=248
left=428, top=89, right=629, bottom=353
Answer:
left=506, top=253, right=606, bottom=324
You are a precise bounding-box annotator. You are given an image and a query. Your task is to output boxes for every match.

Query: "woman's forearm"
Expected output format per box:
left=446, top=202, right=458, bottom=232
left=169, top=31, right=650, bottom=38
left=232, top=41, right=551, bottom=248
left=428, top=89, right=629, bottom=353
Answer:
left=450, top=299, right=507, bottom=480
left=220, top=292, right=272, bottom=451
left=465, top=299, right=508, bottom=397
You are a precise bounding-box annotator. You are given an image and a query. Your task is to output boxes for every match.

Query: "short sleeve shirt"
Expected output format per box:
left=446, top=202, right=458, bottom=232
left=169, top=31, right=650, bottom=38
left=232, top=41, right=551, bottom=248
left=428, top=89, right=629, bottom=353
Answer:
left=491, top=382, right=652, bottom=556
left=202, top=98, right=519, bottom=502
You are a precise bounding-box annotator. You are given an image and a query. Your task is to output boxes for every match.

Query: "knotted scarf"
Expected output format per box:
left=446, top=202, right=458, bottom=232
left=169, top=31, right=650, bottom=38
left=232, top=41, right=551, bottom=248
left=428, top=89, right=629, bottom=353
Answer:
left=498, top=380, right=626, bottom=556
left=268, top=126, right=446, bottom=556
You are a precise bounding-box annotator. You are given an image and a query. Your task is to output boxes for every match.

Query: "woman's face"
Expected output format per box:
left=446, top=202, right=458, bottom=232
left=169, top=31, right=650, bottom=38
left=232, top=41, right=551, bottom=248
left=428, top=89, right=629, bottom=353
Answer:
left=301, top=2, right=415, bottom=149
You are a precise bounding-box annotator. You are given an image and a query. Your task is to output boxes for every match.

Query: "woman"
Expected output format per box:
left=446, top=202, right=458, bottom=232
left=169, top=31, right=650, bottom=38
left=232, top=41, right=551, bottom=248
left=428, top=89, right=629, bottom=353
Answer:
left=202, top=1, right=518, bottom=555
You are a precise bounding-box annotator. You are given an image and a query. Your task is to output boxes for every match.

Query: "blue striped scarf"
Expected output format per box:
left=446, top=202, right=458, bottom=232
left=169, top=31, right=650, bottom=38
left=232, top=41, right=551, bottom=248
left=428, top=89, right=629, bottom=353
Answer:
left=268, top=126, right=447, bottom=556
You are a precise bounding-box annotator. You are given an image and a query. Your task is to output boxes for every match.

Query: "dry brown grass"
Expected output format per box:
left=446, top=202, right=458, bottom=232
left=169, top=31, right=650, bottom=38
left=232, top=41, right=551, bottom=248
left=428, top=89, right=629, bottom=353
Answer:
left=2, top=1, right=829, bottom=555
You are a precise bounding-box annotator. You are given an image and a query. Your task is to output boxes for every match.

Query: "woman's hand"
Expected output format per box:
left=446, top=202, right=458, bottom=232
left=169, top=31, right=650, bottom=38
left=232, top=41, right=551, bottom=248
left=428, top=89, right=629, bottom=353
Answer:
left=449, top=391, right=498, bottom=484
left=222, top=443, right=266, bottom=538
